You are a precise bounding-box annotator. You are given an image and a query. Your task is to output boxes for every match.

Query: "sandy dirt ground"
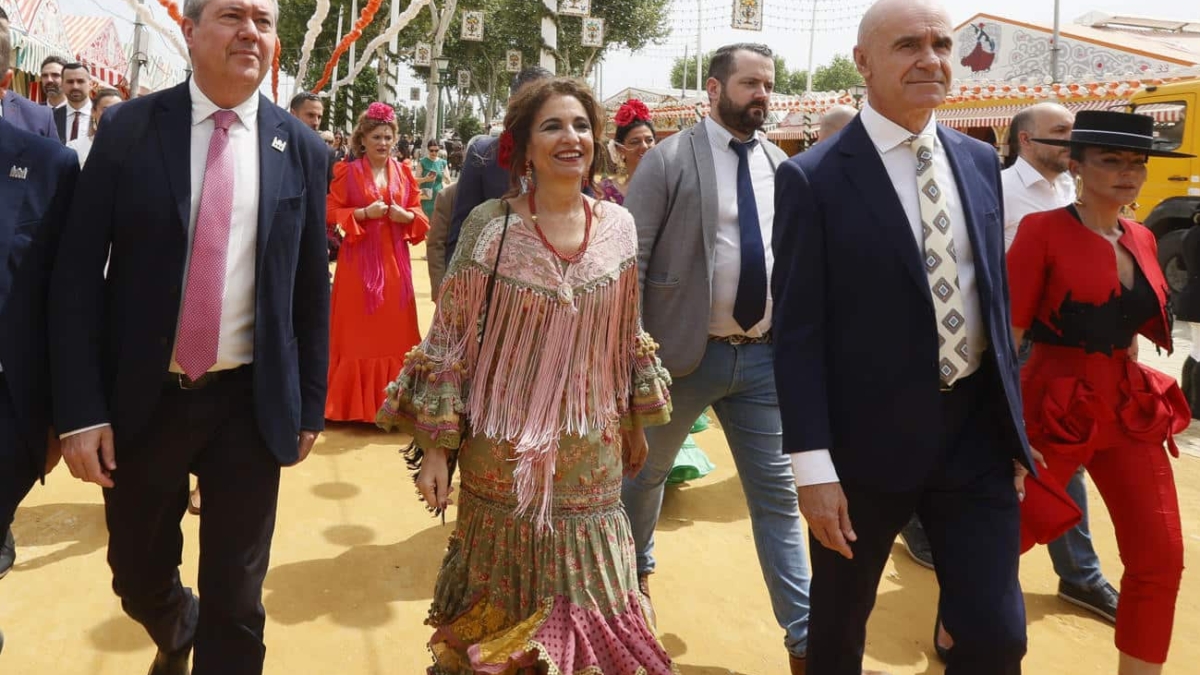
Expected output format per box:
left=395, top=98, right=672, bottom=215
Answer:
left=2, top=242, right=1199, bottom=675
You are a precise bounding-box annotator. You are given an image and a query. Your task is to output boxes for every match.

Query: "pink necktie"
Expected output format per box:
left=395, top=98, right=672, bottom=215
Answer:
left=175, top=109, right=237, bottom=380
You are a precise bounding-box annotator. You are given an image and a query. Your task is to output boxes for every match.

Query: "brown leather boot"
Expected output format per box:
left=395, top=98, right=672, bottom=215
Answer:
left=789, top=654, right=807, bottom=675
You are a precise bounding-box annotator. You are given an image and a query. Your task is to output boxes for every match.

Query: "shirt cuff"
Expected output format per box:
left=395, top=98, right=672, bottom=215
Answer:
left=790, top=449, right=840, bottom=487
left=60, top=423, right=111, bottom=439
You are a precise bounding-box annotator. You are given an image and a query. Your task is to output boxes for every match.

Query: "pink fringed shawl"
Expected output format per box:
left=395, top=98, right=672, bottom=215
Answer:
left=382, top=201, right=671, bottom=528
left=343, top=157, right=415, bottom=314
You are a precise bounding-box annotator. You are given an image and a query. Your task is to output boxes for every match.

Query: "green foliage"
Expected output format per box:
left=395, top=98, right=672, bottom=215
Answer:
left=454, top=108, right=484, bottom=142
left=277, top=0, right=392, bottom=89
left=666, top=51, right=861, bottom=95
left=811, top=54, right=863, bottom=92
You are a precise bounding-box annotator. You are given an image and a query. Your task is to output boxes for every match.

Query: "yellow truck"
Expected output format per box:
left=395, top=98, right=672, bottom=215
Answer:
left=1131, top=80, right=1200, bottom=294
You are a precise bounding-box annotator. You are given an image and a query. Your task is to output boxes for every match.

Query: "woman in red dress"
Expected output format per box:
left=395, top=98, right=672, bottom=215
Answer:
left=326, top=102, right=430, bottom=422
left=1009, top=111, right=1193, bottom=675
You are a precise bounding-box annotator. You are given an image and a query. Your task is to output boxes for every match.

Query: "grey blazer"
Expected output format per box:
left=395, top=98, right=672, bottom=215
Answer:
left=625, top=119, right=788, bottom=377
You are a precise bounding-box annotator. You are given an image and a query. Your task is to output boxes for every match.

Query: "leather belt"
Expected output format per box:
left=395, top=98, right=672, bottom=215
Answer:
left=165, top=365, right=251, bottom=390
left=709, top=331, right=772, bottom=346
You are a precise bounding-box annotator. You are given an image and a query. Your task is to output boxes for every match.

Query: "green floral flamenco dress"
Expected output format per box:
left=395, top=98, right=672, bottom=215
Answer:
left=378, top=198, right=677, bottom=675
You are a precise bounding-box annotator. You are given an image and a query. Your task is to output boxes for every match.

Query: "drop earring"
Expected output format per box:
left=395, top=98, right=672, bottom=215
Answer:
left=1074, top=175, right=1084, bottom=206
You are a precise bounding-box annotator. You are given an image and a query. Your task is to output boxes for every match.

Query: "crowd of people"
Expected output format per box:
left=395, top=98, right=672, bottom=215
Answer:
left=0, top=0, right=1196, bottom=674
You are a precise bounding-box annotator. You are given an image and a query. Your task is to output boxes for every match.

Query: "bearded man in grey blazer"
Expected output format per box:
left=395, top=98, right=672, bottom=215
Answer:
left=622, top=42, right=813, bottom=675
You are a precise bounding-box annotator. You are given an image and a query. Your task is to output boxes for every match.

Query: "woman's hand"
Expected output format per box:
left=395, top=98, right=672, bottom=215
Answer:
left=621, top=426, right=649, bottom=478
left=415, top=446, right=454, bottom=512
left=387, top=204, right=413, bottom=223
left=1013, top=447, right=1048, bottom=502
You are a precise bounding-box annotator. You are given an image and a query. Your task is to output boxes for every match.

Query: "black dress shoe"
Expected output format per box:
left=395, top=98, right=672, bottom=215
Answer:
left=0, top=528, right=14, bottom=579
left=898, top=517, right=934, bottom=570
left=1058, top=580, right=1119, bottom=624
left=147, top=647, right=190, bottom=675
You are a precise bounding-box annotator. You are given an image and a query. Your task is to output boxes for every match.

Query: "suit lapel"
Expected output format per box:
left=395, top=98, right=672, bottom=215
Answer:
left=839, top=118, right=930, bottom=302
left=939, top=127, right=994, bottom=307
left=690, top=121, right=720, bottom=263
left=256, top=97, right=287, bottom=267
left=155, top=83, right=194, bottom=234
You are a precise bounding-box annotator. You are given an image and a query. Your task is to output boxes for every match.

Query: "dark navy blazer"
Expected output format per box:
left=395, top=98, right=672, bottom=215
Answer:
left=772, top=116, right=1033, bottom=490
left=2, top=90, right=59, bottom=140
left=49, top=82, right=330, bottom=465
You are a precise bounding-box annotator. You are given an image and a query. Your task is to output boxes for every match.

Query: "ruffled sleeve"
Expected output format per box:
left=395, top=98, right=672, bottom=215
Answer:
left=621, top=327, right=673, bottom=429
left=376, top=204, right=494, bottom=448
left=327, top=160, right=366, bottom=243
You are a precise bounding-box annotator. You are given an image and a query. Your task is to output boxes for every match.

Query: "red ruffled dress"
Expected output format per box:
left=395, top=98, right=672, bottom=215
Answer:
left=1007, top=205, right=1188, bottom=664
left=325, top=157, right=430, bottom=422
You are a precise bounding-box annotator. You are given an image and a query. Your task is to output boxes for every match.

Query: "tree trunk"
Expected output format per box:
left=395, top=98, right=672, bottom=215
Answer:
left=424, top=0, right=459, bottom=142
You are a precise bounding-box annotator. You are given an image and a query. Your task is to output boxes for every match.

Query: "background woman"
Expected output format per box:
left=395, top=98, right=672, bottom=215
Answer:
left=378, top=77, right=675, bottom=674
left=1008, top=110, right=1192, bottom=675
left=598, top=98, right=655, bottom=205
left=417, top=138, right=449, bottom=219
left=325, top=102, right=429, bottom=423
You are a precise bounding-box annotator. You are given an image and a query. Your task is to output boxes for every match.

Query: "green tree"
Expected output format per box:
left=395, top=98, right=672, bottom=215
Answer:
left=454, top=105, right=484, bottom=142
left=668, top=51, right=802, bottom=94
left=811, top=54, right=863, bottom=92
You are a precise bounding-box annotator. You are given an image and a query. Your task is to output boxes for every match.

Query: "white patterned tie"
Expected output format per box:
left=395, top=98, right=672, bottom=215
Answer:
left=908, top=134, right=968, bottom=386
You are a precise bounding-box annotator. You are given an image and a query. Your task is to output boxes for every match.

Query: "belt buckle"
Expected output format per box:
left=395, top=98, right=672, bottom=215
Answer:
left=177, top=373, right=203, bottom=390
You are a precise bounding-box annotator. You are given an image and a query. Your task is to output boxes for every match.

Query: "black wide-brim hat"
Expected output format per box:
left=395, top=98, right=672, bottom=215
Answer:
left=1033, top=109, right=1194, bottom=158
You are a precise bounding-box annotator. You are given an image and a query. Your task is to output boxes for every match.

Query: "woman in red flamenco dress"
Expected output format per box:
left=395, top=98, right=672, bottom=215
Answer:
left=1009, top=111, right=1193, bottom=675
left=326, top=102, right=430, bottom=422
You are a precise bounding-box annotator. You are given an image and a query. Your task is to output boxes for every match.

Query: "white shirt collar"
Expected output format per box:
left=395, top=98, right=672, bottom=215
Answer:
left=1012, top=156, right=1061, bottom=188
left=704, top=115, right=759, bottom=152
left=67, top=99, right=92, bottom=115
left=189, top=78, right=259, bottom=129
left=859, top=102, right=939, bottom=154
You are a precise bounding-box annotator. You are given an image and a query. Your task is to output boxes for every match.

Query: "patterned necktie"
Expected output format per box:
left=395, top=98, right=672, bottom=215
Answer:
left=907, top=134, right=969, bottom=386
left=175, top=109, right=237, bottom=380
left=729, top=137, right=767, bottom=332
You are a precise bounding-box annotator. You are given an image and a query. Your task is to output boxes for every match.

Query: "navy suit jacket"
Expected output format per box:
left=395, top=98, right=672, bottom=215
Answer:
left=0, top=120, right=78, bottom=467
left=1, top=91, right=59, bottom=140
left=445, top=135, right=510, bottom=265
left=772, top=116, right=1032, bottom=490
left=49, top=81, right=331, bottom=465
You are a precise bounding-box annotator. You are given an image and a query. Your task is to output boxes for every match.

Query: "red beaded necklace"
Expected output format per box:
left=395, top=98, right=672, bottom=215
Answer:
left=528, top=187, right=592, bottom=264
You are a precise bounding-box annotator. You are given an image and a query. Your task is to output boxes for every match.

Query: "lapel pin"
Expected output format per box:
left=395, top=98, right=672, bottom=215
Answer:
left=8, top=166, right=28, bottom=180
left=271, top=137, right=287, bottom=152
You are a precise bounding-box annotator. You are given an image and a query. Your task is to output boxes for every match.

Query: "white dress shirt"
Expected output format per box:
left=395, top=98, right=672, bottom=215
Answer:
left=169, top=78, right=260, bottom=374
left=1001, top=156, right=1075, bottom=251
left=66, top=134, right=93, bottom=167
left=63, top=100, right=92, bottom=142
left=792, top=103, right=986, bottom=487
left=705, top=115, right=777, bottom=337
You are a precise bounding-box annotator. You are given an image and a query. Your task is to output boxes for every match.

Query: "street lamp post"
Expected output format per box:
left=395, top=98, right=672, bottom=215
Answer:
left=849, top=84, right=868, bottom=109
left=434, top=55, right=451, bottom=142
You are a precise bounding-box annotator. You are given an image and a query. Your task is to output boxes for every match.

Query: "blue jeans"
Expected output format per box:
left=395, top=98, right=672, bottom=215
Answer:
left=621, top=341, right=810, bottom=657
left=1049, top=467, right=1106, bottom=589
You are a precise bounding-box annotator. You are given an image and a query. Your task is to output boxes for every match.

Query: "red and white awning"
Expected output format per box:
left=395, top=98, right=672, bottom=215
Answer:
left=62, top=14, right=129, bottom=89
left=1133, top=102, right=1186, bottom=123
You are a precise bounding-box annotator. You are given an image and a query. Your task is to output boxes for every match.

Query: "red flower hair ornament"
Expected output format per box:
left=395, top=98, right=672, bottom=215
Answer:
left=366, top=102, right=395, bottom=123
left=614, top=99, right=651, bottom=128
left=497, top=130, right=516, bottom=170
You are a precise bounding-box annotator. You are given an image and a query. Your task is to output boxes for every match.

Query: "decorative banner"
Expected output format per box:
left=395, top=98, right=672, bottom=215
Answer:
left=121, top=0, right=189, bottom=62
left=461, top=10, right=484, bottom=41
left=457, top=70, right=471, bottom=89
left=410, top=87, right=422, bottom=101
left=506, top=49, right=522, bottom=73
left=292, top=0, right=332, bottom=94
left=329, top=0, right=431, bottom=89
left=414, top=42, right=432, bottom=66
left=271, top=39, right=281, bottom=103
left=581, top=17, right=604, bottom=47
left=311, top=0, right=385, bottom=92
left=558, top=0, right=589, bottom=17
left=731, top=0, right=763, bottom=31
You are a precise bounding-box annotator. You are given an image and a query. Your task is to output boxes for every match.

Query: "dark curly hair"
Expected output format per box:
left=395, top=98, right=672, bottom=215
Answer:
left=501, top=77, right=607, bottom=197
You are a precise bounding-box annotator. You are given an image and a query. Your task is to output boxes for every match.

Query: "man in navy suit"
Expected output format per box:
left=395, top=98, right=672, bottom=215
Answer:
left=50, top=0, right=329, bottom=672
left=444, top=65, right=551, bottom=265
left=0, top=21, right=79, bottom=653
left=772, top=1, right=1033, bottom=674
left=0, top=8, right=58, bottom=141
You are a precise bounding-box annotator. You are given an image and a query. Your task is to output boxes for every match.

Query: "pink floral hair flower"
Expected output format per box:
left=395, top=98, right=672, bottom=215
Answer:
left=366, top=102, right=395, bottom=123
left=614, top=99, right=651, bottom=127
